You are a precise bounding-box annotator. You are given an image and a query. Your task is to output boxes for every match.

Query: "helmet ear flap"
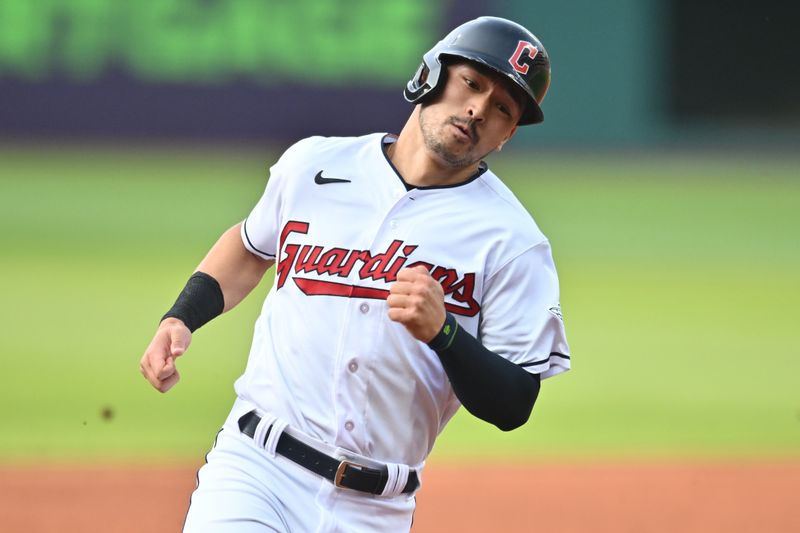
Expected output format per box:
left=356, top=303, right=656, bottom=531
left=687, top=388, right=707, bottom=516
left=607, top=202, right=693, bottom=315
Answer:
left=403, top=51, right=446, bottom=103
left=403, top=63, right=429, bottom=101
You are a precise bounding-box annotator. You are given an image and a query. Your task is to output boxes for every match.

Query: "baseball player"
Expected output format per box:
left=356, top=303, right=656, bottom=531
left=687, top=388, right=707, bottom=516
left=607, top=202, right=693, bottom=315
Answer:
left=140, top=16, right=570, bottom=532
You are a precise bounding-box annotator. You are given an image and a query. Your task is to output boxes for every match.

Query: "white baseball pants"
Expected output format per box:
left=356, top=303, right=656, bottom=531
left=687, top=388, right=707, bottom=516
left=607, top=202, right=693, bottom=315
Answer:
left=182, top=423, right=416, bottom=532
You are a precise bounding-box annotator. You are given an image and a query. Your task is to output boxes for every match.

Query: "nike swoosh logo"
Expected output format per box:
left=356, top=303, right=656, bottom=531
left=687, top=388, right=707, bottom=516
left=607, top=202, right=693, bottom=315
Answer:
left=315, top=171, right=351, bottom=185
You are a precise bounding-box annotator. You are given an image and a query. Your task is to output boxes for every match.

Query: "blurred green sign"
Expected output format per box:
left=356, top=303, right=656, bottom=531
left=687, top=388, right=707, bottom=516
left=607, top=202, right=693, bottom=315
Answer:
left=0, top=0, right=436, bottom=85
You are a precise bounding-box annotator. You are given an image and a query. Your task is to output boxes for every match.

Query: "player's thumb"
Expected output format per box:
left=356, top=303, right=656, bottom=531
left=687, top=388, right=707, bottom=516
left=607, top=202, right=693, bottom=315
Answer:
left=170, top=331, right=190, bottom=357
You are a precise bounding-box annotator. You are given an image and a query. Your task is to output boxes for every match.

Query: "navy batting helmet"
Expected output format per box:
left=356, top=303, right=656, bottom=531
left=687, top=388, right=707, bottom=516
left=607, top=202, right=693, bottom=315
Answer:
left=404, top=16, right=551, bottom=125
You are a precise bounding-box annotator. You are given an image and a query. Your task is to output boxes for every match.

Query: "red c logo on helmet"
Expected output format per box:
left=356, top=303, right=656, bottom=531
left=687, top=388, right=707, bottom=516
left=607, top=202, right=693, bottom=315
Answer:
left=508, top=40, right=539, bottom=75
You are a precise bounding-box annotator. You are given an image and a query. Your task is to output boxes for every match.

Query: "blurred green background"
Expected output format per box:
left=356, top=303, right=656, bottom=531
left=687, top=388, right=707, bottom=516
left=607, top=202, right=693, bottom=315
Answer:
left=1, top=146, right=798, bottom=464
left=1, top=0, right=799, bottom=465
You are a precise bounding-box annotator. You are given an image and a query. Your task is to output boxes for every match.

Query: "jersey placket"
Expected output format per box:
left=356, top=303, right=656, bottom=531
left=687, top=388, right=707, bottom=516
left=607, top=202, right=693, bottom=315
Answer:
left=330, top=190, right=416, bottom=454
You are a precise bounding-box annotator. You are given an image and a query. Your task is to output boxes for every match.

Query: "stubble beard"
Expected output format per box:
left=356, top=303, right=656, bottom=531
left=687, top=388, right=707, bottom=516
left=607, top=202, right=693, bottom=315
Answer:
left=419, top=110, right=489, bottom=169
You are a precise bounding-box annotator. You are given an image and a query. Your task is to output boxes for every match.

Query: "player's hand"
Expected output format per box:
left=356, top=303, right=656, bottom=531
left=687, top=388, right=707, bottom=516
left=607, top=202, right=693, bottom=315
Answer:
left=387, top=266, right=446, bottom=343
left=139, top=318, right=192, bottom=393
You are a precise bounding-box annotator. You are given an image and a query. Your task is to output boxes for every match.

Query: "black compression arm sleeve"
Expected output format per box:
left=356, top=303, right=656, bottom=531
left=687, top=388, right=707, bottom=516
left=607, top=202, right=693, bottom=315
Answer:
left=428, top=313, right=540, bottom=431
left=162, top=272, right=224, bottom=332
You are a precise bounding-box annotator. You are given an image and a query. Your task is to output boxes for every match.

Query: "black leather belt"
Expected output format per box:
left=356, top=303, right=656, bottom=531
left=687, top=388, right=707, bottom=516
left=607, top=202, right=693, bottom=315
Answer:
left=238, top=410, right=419, bottom=495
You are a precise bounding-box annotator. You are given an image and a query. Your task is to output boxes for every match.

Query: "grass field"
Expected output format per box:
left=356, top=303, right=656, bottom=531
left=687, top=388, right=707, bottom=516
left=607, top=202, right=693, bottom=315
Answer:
left=1, top=144, right=798, bottom=463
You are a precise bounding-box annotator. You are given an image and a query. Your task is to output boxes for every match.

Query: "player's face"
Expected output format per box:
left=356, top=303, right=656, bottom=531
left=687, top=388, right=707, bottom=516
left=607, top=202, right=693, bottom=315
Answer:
left=418, top=62, right=522, bottom=168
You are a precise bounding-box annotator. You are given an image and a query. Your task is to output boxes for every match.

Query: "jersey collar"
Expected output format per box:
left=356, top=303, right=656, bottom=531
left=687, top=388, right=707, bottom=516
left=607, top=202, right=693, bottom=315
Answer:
left=380, top=134, right=488, bottom=191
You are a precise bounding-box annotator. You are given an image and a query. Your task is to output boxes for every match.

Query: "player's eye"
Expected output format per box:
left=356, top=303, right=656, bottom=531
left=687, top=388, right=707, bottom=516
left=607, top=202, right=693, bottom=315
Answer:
left=463, top=77, right=478, bottom=90
left=497, top=103, right=511, bottom=116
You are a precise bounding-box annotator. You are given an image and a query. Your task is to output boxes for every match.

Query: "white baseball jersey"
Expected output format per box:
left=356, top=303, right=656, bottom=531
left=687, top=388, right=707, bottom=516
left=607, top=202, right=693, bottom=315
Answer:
left=237, top=132, right=570, bottom=467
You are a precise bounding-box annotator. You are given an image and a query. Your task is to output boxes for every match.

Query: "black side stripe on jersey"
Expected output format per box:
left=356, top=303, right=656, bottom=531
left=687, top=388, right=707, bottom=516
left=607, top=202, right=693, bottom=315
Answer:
left=519, top=352, right=571, bottom=368
left=242, top=218, right=276, bottom=258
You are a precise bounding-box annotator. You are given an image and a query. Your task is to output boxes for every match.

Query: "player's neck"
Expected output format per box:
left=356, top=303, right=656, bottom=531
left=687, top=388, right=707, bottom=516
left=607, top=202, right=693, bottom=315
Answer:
left=389, top=111, right=482, bottom=188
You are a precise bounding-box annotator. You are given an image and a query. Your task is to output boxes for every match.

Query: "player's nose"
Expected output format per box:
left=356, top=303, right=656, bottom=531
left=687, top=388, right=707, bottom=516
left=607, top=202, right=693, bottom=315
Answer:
left=465, top=94, right=490, bottom=123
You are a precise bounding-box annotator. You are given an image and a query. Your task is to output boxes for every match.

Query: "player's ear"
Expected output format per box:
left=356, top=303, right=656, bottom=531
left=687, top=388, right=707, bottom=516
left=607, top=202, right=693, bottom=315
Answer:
left=496, top=126, right=518, bottom=152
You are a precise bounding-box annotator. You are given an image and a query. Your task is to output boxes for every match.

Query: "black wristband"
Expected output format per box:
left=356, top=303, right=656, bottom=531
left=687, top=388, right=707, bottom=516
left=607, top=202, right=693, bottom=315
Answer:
left=426, top=313, right=459, bottom=352
left=162, top=272, right=224, bottom=332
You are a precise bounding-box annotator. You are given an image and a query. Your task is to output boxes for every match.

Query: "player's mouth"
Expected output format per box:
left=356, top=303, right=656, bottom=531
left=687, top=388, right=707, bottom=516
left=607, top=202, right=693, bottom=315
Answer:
left=447, top=119, right=477, bottom=144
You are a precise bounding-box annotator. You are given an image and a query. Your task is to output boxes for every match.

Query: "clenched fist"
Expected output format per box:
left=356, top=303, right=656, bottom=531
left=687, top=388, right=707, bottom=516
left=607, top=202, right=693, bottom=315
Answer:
left=139, top=317, right=192, bottom=393
left=386, top=266, right=446, bottom=343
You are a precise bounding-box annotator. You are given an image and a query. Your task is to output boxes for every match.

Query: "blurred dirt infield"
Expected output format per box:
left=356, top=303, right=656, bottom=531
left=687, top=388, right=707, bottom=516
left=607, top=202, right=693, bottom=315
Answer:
left=1, top=461, right=798, bottom=532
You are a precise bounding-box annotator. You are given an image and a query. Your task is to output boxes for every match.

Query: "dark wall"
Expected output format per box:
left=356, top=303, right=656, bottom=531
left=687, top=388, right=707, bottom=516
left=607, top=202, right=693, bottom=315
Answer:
left=668, top=0, right=800, bottom=123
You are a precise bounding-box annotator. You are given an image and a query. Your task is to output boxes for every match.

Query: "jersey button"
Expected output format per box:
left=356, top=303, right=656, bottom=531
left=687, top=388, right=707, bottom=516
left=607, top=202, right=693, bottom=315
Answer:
left=348, top=359, right=359, bottom=373
left=359, top=303, right=369, bottom=313
left=344, top=421, right=355, bottom=431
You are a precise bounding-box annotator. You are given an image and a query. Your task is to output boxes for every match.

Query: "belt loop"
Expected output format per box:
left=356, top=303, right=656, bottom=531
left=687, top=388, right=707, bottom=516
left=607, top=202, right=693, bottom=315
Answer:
left=264, top=419, right=288, bottom=456
left=252, top=413, right=277, bottom=455
left=380, top=462, right=410, bottom=498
